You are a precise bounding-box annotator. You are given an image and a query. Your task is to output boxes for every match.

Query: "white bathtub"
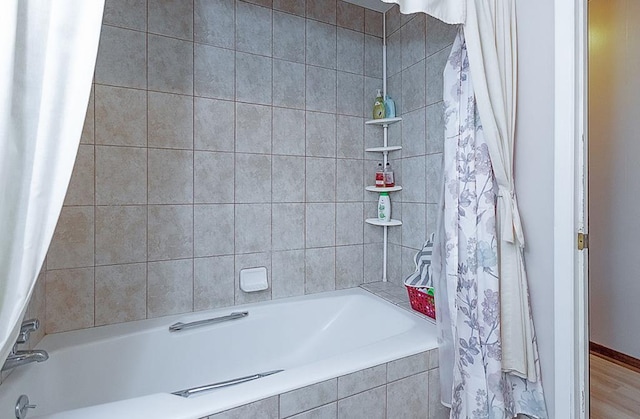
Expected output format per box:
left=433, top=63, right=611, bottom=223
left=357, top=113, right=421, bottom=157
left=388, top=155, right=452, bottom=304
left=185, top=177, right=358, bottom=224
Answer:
left=0, top=287, right=437, bottom=419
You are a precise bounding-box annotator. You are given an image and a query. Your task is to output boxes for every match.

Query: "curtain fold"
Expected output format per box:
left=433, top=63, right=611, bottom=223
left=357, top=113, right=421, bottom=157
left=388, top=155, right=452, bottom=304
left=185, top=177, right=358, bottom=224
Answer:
left=434, top=29, right=547, bottom=418
left=0, top=0, right=104, bottom=366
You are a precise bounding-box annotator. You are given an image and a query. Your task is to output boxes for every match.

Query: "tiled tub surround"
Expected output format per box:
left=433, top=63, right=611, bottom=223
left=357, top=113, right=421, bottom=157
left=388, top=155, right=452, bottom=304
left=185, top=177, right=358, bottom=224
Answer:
left=40, top=0, right=388, bottom=334
left=0, top=288, right=443, bottom=419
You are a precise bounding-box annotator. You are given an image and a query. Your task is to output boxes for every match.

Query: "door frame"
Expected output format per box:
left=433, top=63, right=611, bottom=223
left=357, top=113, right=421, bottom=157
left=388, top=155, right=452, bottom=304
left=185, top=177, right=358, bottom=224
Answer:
left=554, top=0, right=588, bottom=417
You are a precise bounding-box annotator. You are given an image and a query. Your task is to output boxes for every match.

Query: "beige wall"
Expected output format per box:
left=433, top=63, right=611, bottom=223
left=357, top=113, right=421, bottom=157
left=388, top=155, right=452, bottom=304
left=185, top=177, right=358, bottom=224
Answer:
left=589, top=0, right=640, bottom=359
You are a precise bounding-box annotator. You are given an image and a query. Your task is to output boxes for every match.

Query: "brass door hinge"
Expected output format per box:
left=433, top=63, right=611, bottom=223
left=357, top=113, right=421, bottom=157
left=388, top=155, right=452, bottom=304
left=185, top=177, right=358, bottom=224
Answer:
left=577, top=232, right=589, bottom=250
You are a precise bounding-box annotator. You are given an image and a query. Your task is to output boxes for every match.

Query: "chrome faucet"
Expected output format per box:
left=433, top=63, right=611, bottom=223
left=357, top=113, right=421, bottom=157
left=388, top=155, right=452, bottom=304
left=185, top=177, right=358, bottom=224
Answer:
left=1, top=319, right=49, bottom=372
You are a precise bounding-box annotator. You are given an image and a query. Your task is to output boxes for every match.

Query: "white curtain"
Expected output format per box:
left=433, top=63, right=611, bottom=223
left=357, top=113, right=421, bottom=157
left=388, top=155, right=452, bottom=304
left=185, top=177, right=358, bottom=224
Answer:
left=434, top=29, right=547, bottom=418
left=0, top=1, right=104, bottom=366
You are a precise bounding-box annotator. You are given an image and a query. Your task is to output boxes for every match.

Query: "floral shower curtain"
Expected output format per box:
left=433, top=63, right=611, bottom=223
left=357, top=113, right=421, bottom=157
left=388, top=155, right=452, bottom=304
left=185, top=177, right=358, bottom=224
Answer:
left=433, top=30, right=547, bottom=418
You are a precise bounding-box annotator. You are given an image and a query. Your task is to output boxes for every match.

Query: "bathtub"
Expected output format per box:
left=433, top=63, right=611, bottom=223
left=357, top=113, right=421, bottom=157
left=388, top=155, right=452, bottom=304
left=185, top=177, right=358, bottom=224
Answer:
left=0, top=287, right=438, bottom=419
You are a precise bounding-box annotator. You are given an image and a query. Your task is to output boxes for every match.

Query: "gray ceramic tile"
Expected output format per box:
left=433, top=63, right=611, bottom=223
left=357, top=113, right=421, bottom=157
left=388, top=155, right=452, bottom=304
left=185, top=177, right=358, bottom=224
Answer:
left=236, top=1, right=272, bottom=55
left=281, top=379, right=337, bottom=417
left=306, top=203, right=335, bottom=248
left=426, top=16, right=458, bottom=57
left=336, top=159, right=363, bottom=202
left=194, top=0, right=235, bottom=48
left=236, top=52, right=272, bottom=105
left=235, top=153, right=271, bottom=203
left=273, top=108, right=306, bottom=156
left=64, top=145, right=94, bottom=206
left=386, top=29, right=402, bottom=77
left=306, top=157, right=336, bottom=202
left=236, top=103, right=272, bottom=153
left=81, top=86, right=94, bottom=145
left=364, top=35, right=382, bottom=78
left=273, top=0, right=305, bottom=16
left=243, top=0, right=272, bottom=8
left=337, top=1, right=364, bottom=32
left=386, top=243, right=403, bottom=283
left=402, top=14, right=426, bottom=70
left=208, top=396, right=278, bottom=419
left=148, top=149, right=193, bottom=204
left=148, top=34, right=193, bottom=95
left=337, top=116, right=364, bottom=159
left=194, top=98, right=235, bottom=152
left=386, top=72, right=402, bottom=114
left=235, top=204, right=271, bottom=253
left=271, top=249, right=305, bottom=299
left=402, top=62, right=426, bottom=113
left=148, top=92, right=193, bottom=149
left=337, top=72, right=364, bottom=117
left=272, top=203, right=305, bottom=251
left=288, top=403, right=337, bottom=419
left=147, top=259, right=193, bottom=317
left=402, top=107, right=426, bottom=157
left=194, top=43, right=235, bottom=100
left=338, top=364, right=386, bottom=398
left=426, top=48, right=449, bottom=106
left=400, top=245, right=418, bottom=280
left=272, top=155, right=305, bottom=202
left=401, top=203, right=426, bottom=250
left=426, top=102, right=445, bottom=154
left=363, top=76, right=383, bottom=121
left=273, top=60, right=306, bottom=109
left=194, top=255, right=235, bottom=310
left=402, top=156, right=426, bottom=203
left=335, top=244, right=364, bottom=289
left=95, top=85, right=147, bottom=147
left=45, top=268, right=94, bottom=333
left=234, top=252, right=272, bottom=304
left=148, top=0, right=193, bottom=40
left=305, top=247, right=335, bottom=293
left=429, top=368, right=450, bottom=418
left=95, top=25, right=146, bottom=89
left=364, top=243, right=383, bottom=282
left=194, top=204, right=234, bottom=256
left=337, top=385, right=385, bottom=419
left=148, top=205, right=193, bottom=260
left=307, top=20, right=337, bottom=69
left=47, top=207, right=94, bottom=270
left=306, top=66, right=336, bottom=113
left=306, top=112, right=336, bottom=157
left=387, top=352, right=429, bottom=382
left=364, top=8, right=383, bottom=37
left=95, top=263, right=146, bottom=326
left=426, top=203, right=438, bottom=237
left=425, top=153, right=442, bottom=204
left=337, top=28, right=364, bottom=75
left=95, top=206, right=147, bottom=265
left=194, top=151, right=235, bottom=203
left=336, top=203, right=363, bottom=245
left=387, top=372, right=429, bottom=419
left=95, top=146, right=147, bottom=205
left=306, top=0, right=336, bottom=24
left=273, top=11, right=305, bottom=63
left=103, top=0, right=147, bottom=31
left=384, top=4, right=401, bottom=34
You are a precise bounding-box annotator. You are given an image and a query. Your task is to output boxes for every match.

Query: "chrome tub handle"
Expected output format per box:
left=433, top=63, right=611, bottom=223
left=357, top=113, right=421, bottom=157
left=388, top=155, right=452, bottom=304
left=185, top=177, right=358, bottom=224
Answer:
left=169, top=311, right=248, bottom=332
left=172, top=370, right=284, bottom=398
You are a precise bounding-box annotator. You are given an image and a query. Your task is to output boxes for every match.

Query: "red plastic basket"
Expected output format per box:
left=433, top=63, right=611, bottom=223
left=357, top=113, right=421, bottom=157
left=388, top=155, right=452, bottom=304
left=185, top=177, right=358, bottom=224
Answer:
left=406, top=286, right=436, bottom=319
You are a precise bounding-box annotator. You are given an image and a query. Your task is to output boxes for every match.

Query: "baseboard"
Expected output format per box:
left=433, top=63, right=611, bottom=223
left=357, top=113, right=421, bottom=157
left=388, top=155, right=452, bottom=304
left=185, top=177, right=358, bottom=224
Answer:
left=590, top=341, right=640, bottom=373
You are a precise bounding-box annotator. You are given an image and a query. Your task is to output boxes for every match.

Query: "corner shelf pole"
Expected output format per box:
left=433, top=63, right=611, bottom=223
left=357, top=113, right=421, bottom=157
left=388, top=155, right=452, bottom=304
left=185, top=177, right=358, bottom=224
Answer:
left=383, top=225, right=388, bottom=282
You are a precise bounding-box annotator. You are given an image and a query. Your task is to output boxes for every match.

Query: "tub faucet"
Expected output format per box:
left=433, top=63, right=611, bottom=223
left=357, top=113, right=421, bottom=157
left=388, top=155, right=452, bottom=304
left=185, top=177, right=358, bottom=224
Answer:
left=1, top=319, right=49, bottom=372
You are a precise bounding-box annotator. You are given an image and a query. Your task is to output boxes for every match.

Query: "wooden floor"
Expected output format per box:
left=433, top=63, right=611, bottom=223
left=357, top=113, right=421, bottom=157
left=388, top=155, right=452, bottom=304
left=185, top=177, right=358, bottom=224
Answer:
left=590, top=353, right=640, bottom=418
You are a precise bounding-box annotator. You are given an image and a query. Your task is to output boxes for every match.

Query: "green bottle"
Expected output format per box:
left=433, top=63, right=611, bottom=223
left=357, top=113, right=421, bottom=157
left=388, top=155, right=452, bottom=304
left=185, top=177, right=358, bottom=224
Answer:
left=372, top=89, right=386, bottom=119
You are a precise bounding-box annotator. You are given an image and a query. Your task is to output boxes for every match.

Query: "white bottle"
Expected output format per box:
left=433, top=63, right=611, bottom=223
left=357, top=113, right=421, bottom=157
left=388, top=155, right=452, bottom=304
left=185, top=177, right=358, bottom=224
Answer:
left=378, top=192, right=391, bottom=222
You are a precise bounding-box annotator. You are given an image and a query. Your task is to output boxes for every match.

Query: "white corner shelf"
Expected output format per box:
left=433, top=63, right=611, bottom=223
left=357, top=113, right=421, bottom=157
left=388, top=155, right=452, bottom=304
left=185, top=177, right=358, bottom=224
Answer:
left=365, top=146, right=402, bottom=153
left=365, top=117, right=402, bottom=126
left=366, top=185, right=402, bottom=193
left=365, top=218, right=402, bottom=227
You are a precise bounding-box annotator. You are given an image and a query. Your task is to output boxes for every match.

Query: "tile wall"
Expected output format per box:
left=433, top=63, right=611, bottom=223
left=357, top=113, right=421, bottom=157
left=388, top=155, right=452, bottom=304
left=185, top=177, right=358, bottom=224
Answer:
left=38, top=0, right=387, bottom=334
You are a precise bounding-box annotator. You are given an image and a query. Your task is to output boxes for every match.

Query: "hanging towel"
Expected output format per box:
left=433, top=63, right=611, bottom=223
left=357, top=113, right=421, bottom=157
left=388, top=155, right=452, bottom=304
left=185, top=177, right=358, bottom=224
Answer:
left=404, top=233, right=435, bottom=288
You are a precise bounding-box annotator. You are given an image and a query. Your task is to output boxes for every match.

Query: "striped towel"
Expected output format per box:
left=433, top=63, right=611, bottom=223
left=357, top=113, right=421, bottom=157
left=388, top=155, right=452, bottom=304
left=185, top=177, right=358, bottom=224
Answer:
left=403, top=233, right=435, bottom=288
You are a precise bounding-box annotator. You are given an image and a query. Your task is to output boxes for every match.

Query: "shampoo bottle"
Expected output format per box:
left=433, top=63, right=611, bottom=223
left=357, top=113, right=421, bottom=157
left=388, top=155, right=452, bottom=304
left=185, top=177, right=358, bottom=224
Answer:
left=373, top=89, right=386, bottom=119
left=378, top=192, right=391, bottom=222
left=384, top=96, right=396, bottom=118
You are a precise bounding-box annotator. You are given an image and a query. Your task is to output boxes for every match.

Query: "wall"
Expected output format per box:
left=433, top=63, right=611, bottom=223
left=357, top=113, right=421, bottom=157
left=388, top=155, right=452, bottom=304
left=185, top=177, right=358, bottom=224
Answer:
left=514, top=0, right=556, bottom=415
left=40, top=0, right=386, bottom=334
left=589, top=0, right=640, bottom=359
left=381, top=5, right=457, bottom=282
